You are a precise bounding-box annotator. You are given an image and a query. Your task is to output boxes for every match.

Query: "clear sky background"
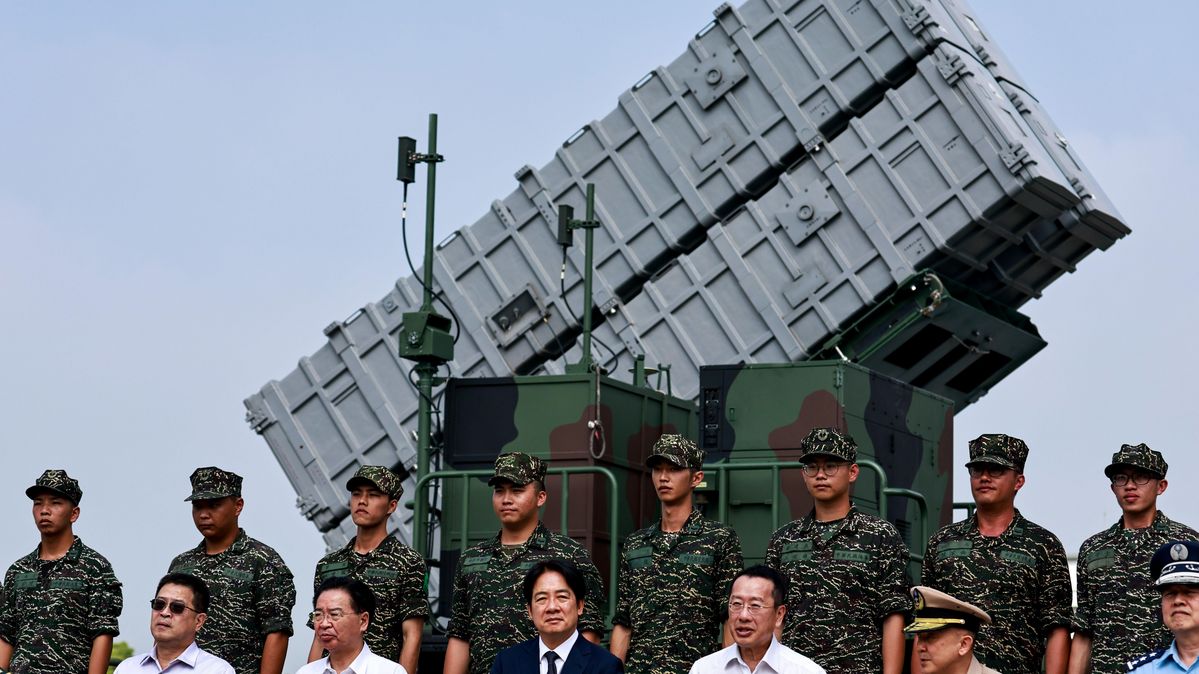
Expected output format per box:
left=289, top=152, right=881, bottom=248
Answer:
left=2, top=1, right=1196, bottom=669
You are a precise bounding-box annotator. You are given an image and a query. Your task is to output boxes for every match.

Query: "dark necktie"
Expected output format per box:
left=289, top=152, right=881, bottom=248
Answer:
left=545, top=651, right=559, bottom=674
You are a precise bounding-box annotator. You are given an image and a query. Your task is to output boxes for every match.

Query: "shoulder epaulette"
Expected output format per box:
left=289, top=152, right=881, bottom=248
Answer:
left=1126, top=649, right=1166, bottom=672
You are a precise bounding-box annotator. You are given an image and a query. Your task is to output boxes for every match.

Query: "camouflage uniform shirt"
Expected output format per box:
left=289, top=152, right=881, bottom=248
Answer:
left=1073, top=511, right=1198, bottom=674
left=169, top=528, right=296, bottom=674
left=613, top=508, right=743, bottom=674
left=921, top=510, right=1072, bottom=674
left=447, top=521, right=605, bottom=674
left=0, top=536, right=123, bottom=674
left=311, top=534, right=429, bottom=661
left=765, top=507, right=910, bottom=674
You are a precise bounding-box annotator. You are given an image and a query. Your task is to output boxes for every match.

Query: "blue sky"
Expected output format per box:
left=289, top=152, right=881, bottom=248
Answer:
left=2, top=1, right=1197, bottom=669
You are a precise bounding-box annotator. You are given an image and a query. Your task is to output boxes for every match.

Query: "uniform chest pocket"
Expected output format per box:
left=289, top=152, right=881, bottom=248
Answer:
left=11, top=571, right=38, bottom=590
left=935, top=541, right=973, bottom=561
left=1083, top=549, right=1117, bottom=573
left=365, top=568, right=399, bottom=580
left=318, top=561, right=353, bottom=581
left=222, top=567, right=254, bottom=583
left=625, top=546, right=654, bottom=570
left=780, top=541, right=814, bottom=563
left=460, top=555, right=491, bottom=574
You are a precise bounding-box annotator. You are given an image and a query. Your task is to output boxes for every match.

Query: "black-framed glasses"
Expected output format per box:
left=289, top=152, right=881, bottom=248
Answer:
left=801, top=462, right=846, bottom=477
left=1111, top=473, right=1155, bottom=487
left=728, top=601, right=775, bottom=615
left=967, top=465, right=1011, bottom=479
left=151, top=598, right=198, bottom=615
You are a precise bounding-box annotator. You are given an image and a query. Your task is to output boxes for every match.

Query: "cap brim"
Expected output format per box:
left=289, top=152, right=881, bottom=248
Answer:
left=26, top=486, right=78, bottom=504
left=346, top=476, right=381, bottom=492
left=487, top=475, right=533, bottom=487
left=1104, top=463, right=1164, bottom=479
left=799, top=451, right=853, bottom=463
left=184, top=491, right=236, bottom=502
left=904, top=619, right=962, bottom=634
left=1158, top=573, right=1199, bottom=587
left=965, top=458, right=1017, bottom=470
left=646, top=454, right=687, bottom=468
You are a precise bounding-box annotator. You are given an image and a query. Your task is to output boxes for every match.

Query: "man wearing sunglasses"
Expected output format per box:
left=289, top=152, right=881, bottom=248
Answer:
left=764, top=428, right=910, bottom=674
left=114, top=573, right=233, bottom=674
left=921, top=434, right=1072, bottom=674
left=1069, top=444, right=1197, bottom=674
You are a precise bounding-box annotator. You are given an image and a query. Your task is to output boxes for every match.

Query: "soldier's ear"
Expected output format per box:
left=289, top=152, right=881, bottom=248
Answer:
left=959, top=632, right=973, bottom=656
left=536, top=490, right=548, bottom=508
left=1013, top=473, right=1026, bottom=491
left=69, top=506, right=80, bottom=523
left=847, top=463, right=860, bottom=483
left=690, top=470, right=704, bottom=488
left=1158, top=479, right=1168, bottom=496
left=387, top=499, right=399, bottom=515
left=233, top=497, right=245, bottom=516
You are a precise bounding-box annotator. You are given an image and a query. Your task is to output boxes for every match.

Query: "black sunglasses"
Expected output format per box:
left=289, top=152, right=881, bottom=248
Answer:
left=150, top=598, right=198, bottom=615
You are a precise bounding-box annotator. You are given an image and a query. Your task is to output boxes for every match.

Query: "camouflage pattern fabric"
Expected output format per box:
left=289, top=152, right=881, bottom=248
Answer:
left=310, top=534, right=429, bottom=661
left=966, top=434, right=1029, bottom=471
left=798, top=427, right=858, bottom=463
left=1104, top=443, right=1168, bottom=479
left=487, top=452, right=547, bottom=487
left=1073, top=512, right=1198, bottom=674
left=0, top=537, right=122, bottom=674
left=185, top=466, right=243, bottom=501
left=24, top=469, right=83, bottom=504
left=447, top=521, right=605, bottom=674
left=647, top=434, right=704, bottom=470
left=346, top=465, right=405, bottom=499
left=168, top=528, right=296, bottom=674
left=613, top=508, right=743, bottom=674
left=921, top=510, right=1072, bottom=674
left=765, top=506, right=910, bottom=674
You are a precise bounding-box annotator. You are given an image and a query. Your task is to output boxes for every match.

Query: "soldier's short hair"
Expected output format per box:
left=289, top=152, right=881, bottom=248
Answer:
left=316, top=576, right=378, bottom=619
left=157, top=572, right=211, bottom=614
left=735, top=565, right=789, bottom=607
left=522, top=559, right=587, bottom=605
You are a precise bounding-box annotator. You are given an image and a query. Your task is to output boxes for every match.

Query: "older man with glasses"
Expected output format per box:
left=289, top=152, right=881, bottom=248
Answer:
left=114, top=573, right=233, bottom=674
left=764, top=428, right=910, bottom=674
left=298, top=576, right=406, bottom=674
left=688, top=566, right=824, bottom=674
left=1069, top=445, right=1197, bottom=674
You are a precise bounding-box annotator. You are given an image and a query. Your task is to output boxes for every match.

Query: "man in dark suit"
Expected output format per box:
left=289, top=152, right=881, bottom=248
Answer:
left=491, top=560, right=623, bottom=674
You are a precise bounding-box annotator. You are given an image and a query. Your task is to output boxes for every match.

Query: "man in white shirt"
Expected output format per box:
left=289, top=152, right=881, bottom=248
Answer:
left=689, top=566, right=825, bottom=674
left=297, top=576, right=407, bottom=674
left=114, top=573, right=234, bottom=674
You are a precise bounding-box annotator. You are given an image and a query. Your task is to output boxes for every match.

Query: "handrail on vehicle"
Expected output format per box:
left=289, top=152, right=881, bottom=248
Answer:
left=413, top=466, right=621, bottom=625
left=700, top=459, right=928, bottom=565
left=953, top=500, right=977, bottom=519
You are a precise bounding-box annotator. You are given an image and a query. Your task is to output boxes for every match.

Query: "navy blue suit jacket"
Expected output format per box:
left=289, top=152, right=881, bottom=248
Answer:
left=490, top=634, right=624, bottom=674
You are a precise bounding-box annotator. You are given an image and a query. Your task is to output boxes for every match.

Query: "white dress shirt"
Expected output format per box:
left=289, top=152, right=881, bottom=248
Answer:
left=688, top=637, right=826, bottom=674
left=295, top=642, right=409, bottom=674
left=112, top=641, right=234, bottom=674
left=537, top=630, right=581, bottom=674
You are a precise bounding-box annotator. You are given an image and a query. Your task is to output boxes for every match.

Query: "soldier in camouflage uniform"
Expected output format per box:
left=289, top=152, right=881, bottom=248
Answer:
left=0, top=470, right=123, bottom=674
left=308, top=465, right=428, bottom=673
left=764, top=428, right=910, bottom=674
left=168, top=467, right=296, bottom=674
left=610, top=434, right=743, bottom=673
left=442, top=452, right=605, bottom=674
left=1068, top=444, right=1197, bottom=674
left=921, top=434, right=1072, bottom=674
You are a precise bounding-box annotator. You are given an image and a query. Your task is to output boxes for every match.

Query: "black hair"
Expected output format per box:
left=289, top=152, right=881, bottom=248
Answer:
left=316, top=576, right=378, bottom=618
left=157, top=572, right=211, bottom=614
left=735, top=565, right=789, bottom=606
left=522, top=559, right=587, bottom=605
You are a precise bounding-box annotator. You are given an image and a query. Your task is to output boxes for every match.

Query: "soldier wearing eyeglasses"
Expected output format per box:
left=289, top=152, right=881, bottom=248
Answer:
left=921, top=434, right=1072, bottom=674
left=297, top=577, right=406, bottom=674
left=0, top=470, right=123, bottom=674
left=609, top=434, right=743, bottom=673
left=114, top=573, right=233, bottom=674
left=763, top=428, right=910, bottom=674
left=1068, top=445, right=1197, bottom=674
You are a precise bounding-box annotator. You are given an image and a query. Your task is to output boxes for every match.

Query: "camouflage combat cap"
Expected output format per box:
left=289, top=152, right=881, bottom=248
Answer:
left=346, top=465, right=404, bottom=500
left=185, top=466, right=243, bottom=501
left=966, top=433, right=1029, bottom=472
left=1104, top=443, right=1168, bottom=479
left=26, top=469, right=83, bottom=505
left=798, top=427, right=857, bottom=463
left=646, top=434, right=704, bottom=470
left=904, top=586, right=991, bottom=633
left=488, top=452, right=547, bottom=487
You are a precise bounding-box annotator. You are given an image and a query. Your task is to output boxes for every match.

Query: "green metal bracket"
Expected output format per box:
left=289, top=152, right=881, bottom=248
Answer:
left=561, top=184, right=601, bottom=375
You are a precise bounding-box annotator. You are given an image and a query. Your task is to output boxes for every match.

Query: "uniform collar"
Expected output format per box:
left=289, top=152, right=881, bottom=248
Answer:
left=651, top=508, right=705, bottom=537
left=343, top=533, right=398, bottom=556
left=194, top=528, right=250, bottom=555
left=485, top=521, right=551, bottom=551
left=966, top=508, right=1025, bottom=539
left=797, top=505, right=861, bottom=535
left=28, top=535, right=83, bottom=564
